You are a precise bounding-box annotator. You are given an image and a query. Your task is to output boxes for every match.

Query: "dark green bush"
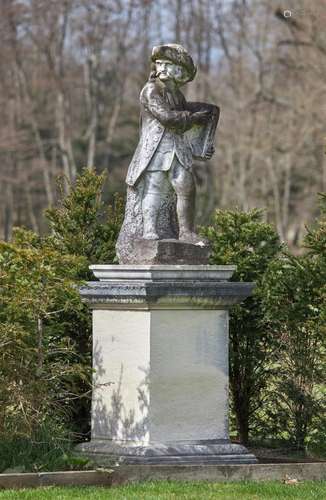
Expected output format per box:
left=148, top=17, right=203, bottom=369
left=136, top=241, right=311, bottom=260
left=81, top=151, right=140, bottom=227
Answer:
left=0, top=169, right=124, bottom=471
left=261, top=194, right=326, bottom=450
left=201, top=209, right=282, bottom=444
left=46, top=168, right=124, bottom=273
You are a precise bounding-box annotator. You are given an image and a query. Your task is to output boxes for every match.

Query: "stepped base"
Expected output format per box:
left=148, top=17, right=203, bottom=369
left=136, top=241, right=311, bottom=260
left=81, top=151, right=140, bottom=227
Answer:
left=76, top=440, right=257, bottom=466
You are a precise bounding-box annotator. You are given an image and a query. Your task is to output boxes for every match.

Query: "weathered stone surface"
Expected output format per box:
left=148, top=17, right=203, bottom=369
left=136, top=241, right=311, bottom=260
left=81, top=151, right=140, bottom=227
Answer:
left=90, top=264, right=236, bottom=282
left=0, top=473, right=40, bottom=489
left=80, top=265, right=254, bottom=310
left=77, top=264, right=256, bottom=466
left=84, top=309, right=230, bottom=444
left=0, top=463, right=325, bottom=489
left=116, top=184, right=179, bottom=265
left=108, top=462, right=326, bottom=484
left=77, top=440, right=257, bottom=465
left=79, top=281, right=254, bottom=310
left=116, top=238, right=210, bottom=265
left=80, top=282, right=254, bottom=310
left=0, top=471, right=114, bottom=489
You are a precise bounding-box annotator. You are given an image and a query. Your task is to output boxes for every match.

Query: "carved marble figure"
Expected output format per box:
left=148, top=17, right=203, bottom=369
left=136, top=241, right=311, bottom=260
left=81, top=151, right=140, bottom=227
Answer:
left=116, top=44, right=219, bottom=264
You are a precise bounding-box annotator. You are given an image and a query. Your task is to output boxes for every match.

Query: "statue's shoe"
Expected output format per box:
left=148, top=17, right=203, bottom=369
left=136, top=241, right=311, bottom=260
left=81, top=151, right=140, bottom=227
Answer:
left=179, top=231, right=208, bottom=246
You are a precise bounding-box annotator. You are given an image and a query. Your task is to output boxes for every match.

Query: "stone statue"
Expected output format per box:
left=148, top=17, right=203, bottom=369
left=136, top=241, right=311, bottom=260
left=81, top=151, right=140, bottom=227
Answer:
left=78, top=49, right=256, bottom=466
left=116, top=44, right=220, bottom=264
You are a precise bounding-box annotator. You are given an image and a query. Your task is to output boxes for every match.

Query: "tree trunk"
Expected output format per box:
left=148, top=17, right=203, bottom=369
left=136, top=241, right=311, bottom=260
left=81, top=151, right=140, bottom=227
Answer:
left=238, top=414, right=249, bottom=446
left=231, top=382, right=250, bottom=445
left=37, top=316, right=44, bottom=375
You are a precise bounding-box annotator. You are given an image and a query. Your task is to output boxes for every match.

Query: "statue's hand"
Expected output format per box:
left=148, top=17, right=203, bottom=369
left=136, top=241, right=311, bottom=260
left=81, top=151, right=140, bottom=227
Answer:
left=190, top=110, right=212, bottom=125
left=204, top=145, right=215, bottom=159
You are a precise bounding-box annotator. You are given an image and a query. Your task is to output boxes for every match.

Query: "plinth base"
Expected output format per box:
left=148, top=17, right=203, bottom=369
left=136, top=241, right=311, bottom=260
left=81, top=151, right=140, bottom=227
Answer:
left=76, top=439, right=257, bottom=465
left=117, top=238, right=210, bottom=265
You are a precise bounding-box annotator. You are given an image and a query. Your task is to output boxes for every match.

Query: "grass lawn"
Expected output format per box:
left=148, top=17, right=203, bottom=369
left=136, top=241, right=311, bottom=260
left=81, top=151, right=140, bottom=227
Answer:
left=0, top=481, right=325, bottom=499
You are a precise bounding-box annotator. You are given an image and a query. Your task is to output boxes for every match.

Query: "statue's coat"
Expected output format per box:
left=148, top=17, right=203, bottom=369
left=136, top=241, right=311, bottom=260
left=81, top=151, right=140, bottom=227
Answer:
left=126, top=80, right=196, bottom=186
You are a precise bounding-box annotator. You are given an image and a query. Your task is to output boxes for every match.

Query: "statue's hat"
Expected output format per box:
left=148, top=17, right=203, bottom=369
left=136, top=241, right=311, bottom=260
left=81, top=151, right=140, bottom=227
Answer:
left=151, top=44, right=197, bottom=82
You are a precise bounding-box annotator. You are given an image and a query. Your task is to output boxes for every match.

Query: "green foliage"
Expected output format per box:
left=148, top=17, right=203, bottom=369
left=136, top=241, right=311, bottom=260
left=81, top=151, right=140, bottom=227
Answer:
left=0, top=228, right=90, bottom=458
left=0, top=421, right=89, bottom=473
left=201, top=209, right=282, bottom=444
left=304, top=193, right=326, bottom=256
left=46, top=168, right=124, bottom=271
left=202, top=208, right=281, bottom=281
left=44, top=168, right=124, bottom=433
left=262, top=255, right=325, bottom=449
left=0, top=228, right=85, bottom=324
left=261, top=194, right=326, bottom=450
left=0, top=169, right=124, bottom=471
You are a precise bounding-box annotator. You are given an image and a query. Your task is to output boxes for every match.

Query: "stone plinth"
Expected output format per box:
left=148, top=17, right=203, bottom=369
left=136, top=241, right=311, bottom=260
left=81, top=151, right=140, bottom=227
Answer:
left=76, top=265, right=257, bottom=465
left=117, top=239, right=211, bottom=265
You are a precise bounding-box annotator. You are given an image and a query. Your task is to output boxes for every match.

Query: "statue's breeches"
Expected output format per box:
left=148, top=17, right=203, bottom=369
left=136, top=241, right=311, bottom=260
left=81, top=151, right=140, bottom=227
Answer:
left=144, top=158, right=195, bottom=197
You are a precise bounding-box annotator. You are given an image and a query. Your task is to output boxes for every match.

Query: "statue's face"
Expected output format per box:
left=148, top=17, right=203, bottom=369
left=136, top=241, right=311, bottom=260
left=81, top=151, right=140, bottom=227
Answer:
left=155, top=59, right=185, bottom=84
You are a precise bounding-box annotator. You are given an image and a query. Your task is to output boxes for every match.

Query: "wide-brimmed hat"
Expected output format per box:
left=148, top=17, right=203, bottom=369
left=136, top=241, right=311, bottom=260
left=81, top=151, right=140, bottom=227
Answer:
left=151, top=44, right=197, bottom=82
